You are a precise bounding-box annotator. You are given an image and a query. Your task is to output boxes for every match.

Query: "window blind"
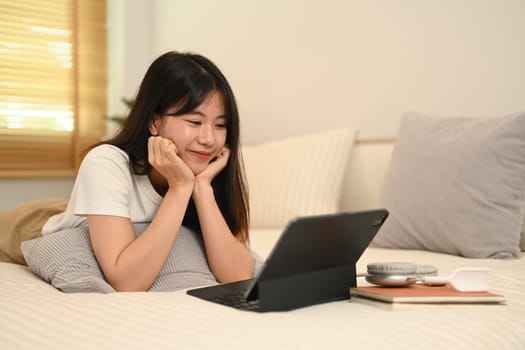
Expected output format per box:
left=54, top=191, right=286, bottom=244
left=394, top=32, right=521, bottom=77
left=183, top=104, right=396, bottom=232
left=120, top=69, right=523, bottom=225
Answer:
left=0, top=0, right=107, bottom=177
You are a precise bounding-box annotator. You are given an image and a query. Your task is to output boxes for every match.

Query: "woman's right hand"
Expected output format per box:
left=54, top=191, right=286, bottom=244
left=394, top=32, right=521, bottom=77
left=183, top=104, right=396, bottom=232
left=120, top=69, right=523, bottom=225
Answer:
left=148, top=136, right=194, bottom=189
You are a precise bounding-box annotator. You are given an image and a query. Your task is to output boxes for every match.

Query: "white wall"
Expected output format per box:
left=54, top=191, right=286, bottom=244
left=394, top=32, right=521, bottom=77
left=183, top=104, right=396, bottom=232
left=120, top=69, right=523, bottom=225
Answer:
left=2, top=0, right=525, bottom=210
left=150, top=0, right=525, bottom=143
left=107, top=0, right=155, bottom=137
left=0, top=178, right=76, bottom=211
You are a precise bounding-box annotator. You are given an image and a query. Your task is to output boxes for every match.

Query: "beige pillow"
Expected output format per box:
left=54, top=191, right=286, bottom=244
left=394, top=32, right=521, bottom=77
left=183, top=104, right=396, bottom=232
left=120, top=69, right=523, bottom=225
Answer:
left=243, top=128, right=355, bottom=229
left=0, top=198, right=67, bottom=265
left=374, top=111, right=525, bottom=259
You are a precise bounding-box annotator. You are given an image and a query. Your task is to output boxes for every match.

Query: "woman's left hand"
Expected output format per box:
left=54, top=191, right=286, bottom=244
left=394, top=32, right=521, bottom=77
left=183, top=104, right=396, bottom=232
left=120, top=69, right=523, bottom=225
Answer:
left=195, top=147, right=230, bottom=184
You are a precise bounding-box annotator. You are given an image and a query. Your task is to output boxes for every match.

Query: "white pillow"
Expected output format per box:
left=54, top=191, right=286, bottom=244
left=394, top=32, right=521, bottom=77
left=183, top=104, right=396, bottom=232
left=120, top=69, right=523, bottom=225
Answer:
left=373, top=111, right=525, bottom=259
left=243, top=128, right=355, bottom=229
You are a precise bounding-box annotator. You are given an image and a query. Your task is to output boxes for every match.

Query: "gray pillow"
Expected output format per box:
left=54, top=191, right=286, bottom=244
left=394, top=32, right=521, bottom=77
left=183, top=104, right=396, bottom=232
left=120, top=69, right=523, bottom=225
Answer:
left=373, top=111, right=525, bottom=259
left=21, top=225, right=264, bottom=293
left=521, top=219, right=525, bottom=251
left=21, top=226, right=115, bottom=293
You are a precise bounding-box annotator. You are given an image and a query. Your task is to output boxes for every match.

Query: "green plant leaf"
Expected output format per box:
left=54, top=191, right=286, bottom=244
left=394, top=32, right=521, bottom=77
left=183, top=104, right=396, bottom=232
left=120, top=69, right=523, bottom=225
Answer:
left=105, top=97, right=135, bottom=125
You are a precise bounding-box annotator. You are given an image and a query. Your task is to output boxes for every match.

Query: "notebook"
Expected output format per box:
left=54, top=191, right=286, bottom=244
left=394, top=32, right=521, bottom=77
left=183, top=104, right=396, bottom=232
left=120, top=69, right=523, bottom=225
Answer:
left=187, top=209, right=389, bottom=312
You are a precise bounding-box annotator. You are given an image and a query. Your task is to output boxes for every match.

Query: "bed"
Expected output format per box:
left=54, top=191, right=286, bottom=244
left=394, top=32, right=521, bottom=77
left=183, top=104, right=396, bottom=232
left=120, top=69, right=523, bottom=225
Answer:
left=1, top=111, right=525, bottom=349
left=2, top=246, right=524, bottom=349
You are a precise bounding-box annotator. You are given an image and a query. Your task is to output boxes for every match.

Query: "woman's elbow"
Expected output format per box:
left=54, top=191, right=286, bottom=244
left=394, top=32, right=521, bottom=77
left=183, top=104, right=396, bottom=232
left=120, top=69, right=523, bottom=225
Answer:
left=104, top=270, right=151, bottom=292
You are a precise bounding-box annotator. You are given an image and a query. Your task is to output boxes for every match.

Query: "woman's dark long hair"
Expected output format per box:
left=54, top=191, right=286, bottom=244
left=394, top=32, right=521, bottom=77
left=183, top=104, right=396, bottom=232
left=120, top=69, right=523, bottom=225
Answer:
left=102, top=51, right=249, bottom=242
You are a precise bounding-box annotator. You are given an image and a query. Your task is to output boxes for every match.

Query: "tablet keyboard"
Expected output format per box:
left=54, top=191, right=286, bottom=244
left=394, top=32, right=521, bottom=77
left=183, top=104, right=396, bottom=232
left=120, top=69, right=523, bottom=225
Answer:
left=210, top=291, right=260, bottom=311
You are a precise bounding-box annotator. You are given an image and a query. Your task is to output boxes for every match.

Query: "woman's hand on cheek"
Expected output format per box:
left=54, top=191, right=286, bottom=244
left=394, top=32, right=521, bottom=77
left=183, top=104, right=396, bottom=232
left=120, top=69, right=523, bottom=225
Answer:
left=195, top=147, right=230, bottom=185
left=148, top=136, right=194, bottom=188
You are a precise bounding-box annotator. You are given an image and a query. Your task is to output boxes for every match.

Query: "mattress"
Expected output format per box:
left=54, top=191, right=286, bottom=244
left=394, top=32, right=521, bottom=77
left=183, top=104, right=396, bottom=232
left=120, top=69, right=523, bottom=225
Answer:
left=1, top=229, right=524, bottom=350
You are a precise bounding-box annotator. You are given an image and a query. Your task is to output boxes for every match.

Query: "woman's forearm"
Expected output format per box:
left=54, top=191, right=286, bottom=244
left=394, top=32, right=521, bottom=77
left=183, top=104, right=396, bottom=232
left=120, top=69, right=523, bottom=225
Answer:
left=91, top=186, right=192, bottom=291
left=192, top=182, right=254, bottom=283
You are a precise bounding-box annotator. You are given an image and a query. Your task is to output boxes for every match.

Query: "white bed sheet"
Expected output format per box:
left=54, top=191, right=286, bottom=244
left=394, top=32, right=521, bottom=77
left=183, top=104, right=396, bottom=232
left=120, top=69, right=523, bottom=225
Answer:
left=1, top=229, right=524, bottom=350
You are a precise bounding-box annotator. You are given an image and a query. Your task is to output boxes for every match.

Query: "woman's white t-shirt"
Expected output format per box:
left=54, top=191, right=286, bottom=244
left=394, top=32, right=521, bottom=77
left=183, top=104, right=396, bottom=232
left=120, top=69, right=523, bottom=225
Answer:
left=43, top=144, right=163, bottom=235
left=42, top=144, right=264, bottom=286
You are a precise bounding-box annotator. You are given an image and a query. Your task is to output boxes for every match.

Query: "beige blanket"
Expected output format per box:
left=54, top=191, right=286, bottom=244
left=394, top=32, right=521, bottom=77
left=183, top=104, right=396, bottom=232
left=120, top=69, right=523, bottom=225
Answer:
left=1, top=244, right=524, bottom=349
left=0, top=198, right=67, bottom=264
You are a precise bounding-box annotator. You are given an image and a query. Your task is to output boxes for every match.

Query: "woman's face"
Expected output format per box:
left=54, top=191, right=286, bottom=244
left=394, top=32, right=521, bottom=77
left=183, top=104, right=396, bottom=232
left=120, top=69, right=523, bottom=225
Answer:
left=150, top=90, right=228, bottom=175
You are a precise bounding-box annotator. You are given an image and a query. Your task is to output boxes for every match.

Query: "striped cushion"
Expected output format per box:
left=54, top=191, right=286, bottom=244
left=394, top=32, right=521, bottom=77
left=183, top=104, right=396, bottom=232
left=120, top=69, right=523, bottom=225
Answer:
left=243, top=128, right=355, bottom=229
left=21, top=226, right=264, bottom=293
left=20, top=226, right=114, bottom=293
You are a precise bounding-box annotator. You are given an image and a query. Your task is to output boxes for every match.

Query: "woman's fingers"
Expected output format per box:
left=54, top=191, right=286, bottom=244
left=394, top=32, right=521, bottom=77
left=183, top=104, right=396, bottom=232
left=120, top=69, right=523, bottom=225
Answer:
left=148, top=136, right=194, bottom=187
left=216, top=147, right=230, bottom=167
left=148, top=136, right=176, bottom=166
left=197, top=146, right=230, bottom=183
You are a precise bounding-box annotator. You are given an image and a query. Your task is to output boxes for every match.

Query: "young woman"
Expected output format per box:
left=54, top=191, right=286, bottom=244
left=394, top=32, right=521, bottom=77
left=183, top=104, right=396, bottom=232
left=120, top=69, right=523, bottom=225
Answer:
left=42, top=51, right=255, bottom=291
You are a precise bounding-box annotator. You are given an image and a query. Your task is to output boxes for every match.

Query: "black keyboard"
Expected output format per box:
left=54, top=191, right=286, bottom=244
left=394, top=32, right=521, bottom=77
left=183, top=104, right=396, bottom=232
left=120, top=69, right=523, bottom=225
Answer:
left=210, top=291, right=260, bottom=311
